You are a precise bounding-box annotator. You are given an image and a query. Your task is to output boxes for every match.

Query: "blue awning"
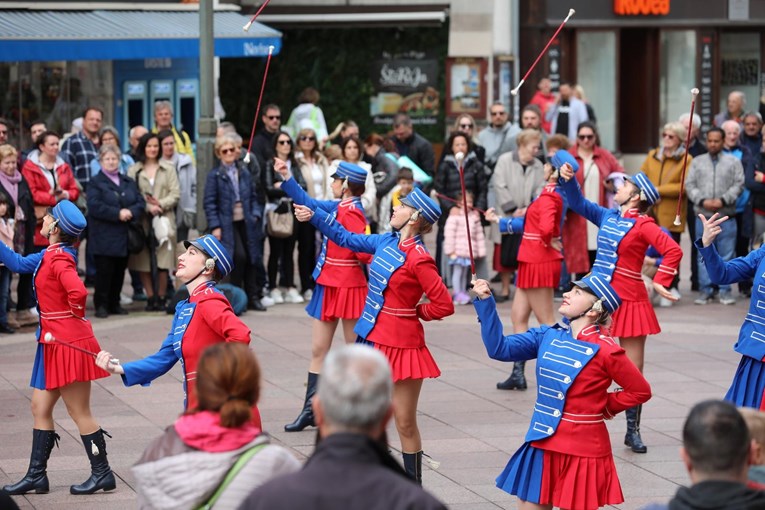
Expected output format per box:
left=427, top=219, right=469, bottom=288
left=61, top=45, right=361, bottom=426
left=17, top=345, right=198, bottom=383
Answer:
left=0, top=10, right=282, bottom=62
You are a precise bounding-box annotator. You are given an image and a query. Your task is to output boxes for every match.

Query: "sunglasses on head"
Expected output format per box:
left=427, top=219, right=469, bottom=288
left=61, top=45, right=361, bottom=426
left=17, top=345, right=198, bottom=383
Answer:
left=578, top=134, right=595, bottom=141
left=299, top=135, right=316, bottom=142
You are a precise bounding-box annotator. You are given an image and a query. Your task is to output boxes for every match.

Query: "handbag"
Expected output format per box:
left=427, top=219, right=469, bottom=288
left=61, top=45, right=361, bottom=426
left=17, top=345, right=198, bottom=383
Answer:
left=127, top=221, right=146, bottom=255
left=267, top=199, right=294, bottom=238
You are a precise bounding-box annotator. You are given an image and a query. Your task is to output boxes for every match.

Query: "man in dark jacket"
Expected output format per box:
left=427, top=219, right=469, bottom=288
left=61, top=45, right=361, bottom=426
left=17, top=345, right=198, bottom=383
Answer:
left=238, top=345, right=446, bottom=510
left=390, top=113, right=435, bottom=187
left=643, top=400, right=765, bottom=510
left=251, top=104, right=282, bottom=173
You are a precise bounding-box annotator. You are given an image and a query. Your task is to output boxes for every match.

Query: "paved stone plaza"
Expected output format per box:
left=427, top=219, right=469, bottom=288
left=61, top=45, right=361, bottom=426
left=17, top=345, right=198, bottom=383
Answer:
left=0, top=278, right=745, bottom=509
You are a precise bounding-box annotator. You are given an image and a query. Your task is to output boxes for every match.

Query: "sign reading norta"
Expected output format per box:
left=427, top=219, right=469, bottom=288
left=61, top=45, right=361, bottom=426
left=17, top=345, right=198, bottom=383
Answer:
left=614, top=0, right=670, bottom=16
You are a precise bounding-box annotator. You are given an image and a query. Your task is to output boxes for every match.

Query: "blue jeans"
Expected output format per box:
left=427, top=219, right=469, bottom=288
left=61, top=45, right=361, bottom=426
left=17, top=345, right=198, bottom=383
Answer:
left=697, top=216, right=737, bottom=295
left=0, top=266, right=10, bottom=325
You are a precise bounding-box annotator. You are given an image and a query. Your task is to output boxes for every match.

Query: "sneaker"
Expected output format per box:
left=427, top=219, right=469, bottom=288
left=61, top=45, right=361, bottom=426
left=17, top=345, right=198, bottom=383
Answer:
left=719, top=292, right=736, bottom=306
left=303, top=289, right=313, bottom=301
left=284, top=287, right=305, bottom=304
left=454, top=291, right=471, bottom=305
left=260, top=295, right=276, bottom=307
left=670, top=288, right=682, bottom=300
left=120, top=293, right=133, bottom=305
left=694, top=292, right=713, bottom=305
left=28, top=307, right=39, bottom=317
left=269, top=288, right=285, bottom=304
left=658, top=296, right=674, bottom=308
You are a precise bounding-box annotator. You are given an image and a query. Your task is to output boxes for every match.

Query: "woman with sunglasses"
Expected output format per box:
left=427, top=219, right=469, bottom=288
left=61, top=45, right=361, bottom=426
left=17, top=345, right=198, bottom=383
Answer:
left=2, top=201, right=115, bottom=496
left=559, top=163, right=682, bottom=455
left=264, top=131, right=306, bottom=304
left=564, top=122, right=624, bottom=278
left=450, top=114, right=485, bottom=165
left=294, top=127, right=331, bottom=301
left=639, top=122, right=691, bottom=307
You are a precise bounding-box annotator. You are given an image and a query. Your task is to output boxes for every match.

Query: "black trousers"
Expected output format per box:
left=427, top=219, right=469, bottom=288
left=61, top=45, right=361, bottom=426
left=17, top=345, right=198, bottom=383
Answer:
left=227, top=220, right=261, bottom=301
left=94, top=254, right=128, bottom=311
left=268, top=234, right=296, bottom=289
left=295, top=220, right=316, bottom=293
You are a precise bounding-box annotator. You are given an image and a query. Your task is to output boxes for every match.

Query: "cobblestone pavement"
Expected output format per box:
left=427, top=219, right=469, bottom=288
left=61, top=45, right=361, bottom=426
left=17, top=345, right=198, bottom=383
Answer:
left=0, top=250, right=748, bottom=509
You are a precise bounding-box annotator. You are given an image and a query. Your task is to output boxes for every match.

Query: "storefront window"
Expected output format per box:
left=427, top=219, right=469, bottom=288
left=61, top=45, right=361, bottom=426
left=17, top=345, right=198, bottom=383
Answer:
left=0, top=61, right=112, bottom=151
left=720, top=32, right=760, bottom=120
left=659, top=31, right=697, bottom=135
left=576, top=31, right=616, bottom=151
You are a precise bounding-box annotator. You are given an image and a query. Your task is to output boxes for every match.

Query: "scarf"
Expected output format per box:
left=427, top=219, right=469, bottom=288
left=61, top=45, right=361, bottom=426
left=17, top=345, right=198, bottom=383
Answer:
left=0, top=170, right=24, bottom=221
left=174, top=410, right=260, bottom=453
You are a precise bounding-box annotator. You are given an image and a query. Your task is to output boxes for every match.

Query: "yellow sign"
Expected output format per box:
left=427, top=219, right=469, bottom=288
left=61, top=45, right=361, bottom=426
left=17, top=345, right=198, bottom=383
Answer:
left=614, top=0, right=670, bottom=16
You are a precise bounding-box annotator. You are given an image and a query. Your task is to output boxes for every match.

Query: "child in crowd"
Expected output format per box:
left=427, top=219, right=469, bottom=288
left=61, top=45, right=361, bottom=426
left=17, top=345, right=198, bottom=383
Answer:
left=0, top=193, right=15, bottom=333
left=443, top=191, right=486, bottom=305
left=378, top=167, right=414, bottom=233
left=739, top=407, right=765, bottom=490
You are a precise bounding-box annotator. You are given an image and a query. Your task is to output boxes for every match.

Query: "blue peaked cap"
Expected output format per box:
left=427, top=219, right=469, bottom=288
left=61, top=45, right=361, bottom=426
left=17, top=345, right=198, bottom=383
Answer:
left=51, top=200, right=86, bottom=238
left=627, top=171, right=659, bottom=205
left=400, top=187, right=441, bottom=224
left=331, top=161, right=367, bottom=184
left=184, top=234, right=233, bottom=278
left=573, top=274, right=621, bottom=314
left=551, top=150, right=580, bottom=173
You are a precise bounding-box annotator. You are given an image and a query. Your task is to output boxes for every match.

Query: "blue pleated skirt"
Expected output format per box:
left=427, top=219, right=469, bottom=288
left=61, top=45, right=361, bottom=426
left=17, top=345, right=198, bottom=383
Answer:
left=496, top=442, right=544, bottom=503
left=725, top=355, right=765, bottom=409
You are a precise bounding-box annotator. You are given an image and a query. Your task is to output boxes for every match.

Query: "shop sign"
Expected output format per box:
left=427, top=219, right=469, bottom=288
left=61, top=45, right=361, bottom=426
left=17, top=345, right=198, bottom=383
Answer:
left=614, top=0, right=670, bottom=16
left=369, top=58, right=439, bottom=126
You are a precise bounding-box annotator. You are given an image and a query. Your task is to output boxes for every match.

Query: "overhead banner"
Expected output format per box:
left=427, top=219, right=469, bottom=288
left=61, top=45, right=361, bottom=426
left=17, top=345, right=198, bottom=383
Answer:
left=369, top=58, right=439, bottom=126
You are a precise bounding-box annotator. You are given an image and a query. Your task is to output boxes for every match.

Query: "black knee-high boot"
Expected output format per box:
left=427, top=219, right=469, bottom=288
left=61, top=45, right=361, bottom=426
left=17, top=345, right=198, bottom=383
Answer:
left=70, top=429, right=116, bottom=495
left=496, top=361, right=527, bottom=390
left=284, top=372, right=319, bottom=432
left=625, top=405, right=647, bottom=453
left=2, top=429, right=60, bottom=494
left=402, top=451, right=423, bottom=485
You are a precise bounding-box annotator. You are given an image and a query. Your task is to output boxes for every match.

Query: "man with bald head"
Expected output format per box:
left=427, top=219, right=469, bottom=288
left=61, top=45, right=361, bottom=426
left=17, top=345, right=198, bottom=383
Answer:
left=128, top=125, right=148, bottom=161
left=715, top=90, right=746, bottom=127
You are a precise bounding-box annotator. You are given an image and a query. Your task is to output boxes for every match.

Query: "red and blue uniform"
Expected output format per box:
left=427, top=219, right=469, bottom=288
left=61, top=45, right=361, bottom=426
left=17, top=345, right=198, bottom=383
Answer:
left=515, top=183, right=564, bottom=289
left=281, top=177, right=370, bottom=321
left=561, top=177, right=682, bottom=337
left=309, top=207, right=454, bottom=381
left=474, top=296, right=651, bottom=509
left=0, top=241, right=108, bottom=390
left=120, top=282, right=260, bottom=427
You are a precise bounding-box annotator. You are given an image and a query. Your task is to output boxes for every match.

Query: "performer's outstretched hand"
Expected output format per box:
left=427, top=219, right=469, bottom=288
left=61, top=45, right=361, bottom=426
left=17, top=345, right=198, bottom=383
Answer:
left=484, top=207, right=499, bottom=223
left=559, top=162, right=575, bottom=182
left=95, top=351, right=124, bottom=375
left=699, top=212, right=729, bottom=247
left=471, top=279, right=492, bottom=299
left=294, top=204, right=314, bottom=222
left=652, top=282, right=678, bottom=302
left=273, top=157, right=290, bottom=179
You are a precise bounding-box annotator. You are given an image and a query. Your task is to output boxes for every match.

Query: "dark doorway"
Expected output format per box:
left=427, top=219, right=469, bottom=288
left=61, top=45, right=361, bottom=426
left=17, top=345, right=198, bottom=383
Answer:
left=619, top=28, right=660, bottom=153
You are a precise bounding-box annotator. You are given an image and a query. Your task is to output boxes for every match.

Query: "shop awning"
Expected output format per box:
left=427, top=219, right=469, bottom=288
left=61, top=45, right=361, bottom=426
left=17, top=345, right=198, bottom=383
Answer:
left=0, top=10, right=282, bottom=62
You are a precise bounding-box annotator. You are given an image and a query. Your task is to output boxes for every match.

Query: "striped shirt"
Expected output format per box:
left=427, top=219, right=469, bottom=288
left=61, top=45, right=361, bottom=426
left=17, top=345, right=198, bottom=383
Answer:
left=60, top=132, right=98, bottom=185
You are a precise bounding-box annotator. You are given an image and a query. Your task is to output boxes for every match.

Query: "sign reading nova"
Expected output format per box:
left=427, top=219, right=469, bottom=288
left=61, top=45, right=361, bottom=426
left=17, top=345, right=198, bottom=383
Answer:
left=614, top=0, right=670, bottom=15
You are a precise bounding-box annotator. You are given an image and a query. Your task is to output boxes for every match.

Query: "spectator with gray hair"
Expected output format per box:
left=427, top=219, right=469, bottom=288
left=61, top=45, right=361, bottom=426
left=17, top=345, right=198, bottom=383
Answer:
left=152, top=100, right=194, bottom=163
left=127, top=125, right=148, bottom=161
left=238, top=345, right=446, bottom=510
left=89, top=126, right=134, bottom=177
left=715, top=90, right=747, bottom=127
left=679, top=112, right=706, bottom=158
left=642, top=400, right=765, bottom=510
left=740, top=111, right=763, bottom=160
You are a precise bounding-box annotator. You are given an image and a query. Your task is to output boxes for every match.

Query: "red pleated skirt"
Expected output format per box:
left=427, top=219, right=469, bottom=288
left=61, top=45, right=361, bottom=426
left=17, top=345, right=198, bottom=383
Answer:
left=362, top=341, right=441, bottom=382
left=609, top=298, right=661, bottom=338
left=322, top=285, right=366, bottom=321
left=516, top=260, right=562, bottom=289
left=32, top=337, right=110, bottom=390
left=539, top=449, right=624, bottom=510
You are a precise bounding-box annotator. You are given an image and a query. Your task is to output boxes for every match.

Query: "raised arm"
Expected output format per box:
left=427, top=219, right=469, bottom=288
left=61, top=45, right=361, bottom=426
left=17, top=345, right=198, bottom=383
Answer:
left=307, top=207, right=378, bottom=254
left=696, top=214, right=764, bottom=285
left=558, top=164, right=608, bottom=226
left=0, top=241, right=43, bottom=274
left=281, top=174, right=338, bottom=212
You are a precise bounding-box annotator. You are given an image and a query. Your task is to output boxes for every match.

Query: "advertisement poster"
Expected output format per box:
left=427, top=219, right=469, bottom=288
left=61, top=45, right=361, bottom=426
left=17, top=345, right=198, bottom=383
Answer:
left=445, top=58, right=486, bottom=118
left=369, top=58, right=439, bottom=125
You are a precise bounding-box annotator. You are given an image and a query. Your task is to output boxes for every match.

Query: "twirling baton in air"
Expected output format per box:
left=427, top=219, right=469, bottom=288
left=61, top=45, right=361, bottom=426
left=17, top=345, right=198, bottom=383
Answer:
left=674, top=87, right=700, bottom=226
left=243, top=45, right=276, bottom=164
left=242, top=0, right=272, bottom=32
left=511, top=9, right=576, bottom=96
